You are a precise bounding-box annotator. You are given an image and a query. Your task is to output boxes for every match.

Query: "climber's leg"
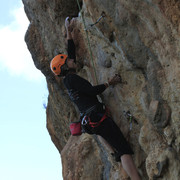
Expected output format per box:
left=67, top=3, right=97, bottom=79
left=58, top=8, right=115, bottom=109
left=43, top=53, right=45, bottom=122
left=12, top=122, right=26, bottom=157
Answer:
left=121, top=154, right=141, bottom=180
left=93, top=116, right=140, bottom=179
left=95, top=117, right=134, bottom=161
left=97, top=135, right=115, bottom=152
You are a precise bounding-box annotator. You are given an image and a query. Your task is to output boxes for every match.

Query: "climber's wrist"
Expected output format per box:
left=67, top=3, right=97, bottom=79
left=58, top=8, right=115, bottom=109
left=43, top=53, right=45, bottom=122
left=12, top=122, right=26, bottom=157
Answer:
left=104, top=82, right=110, bottom=88
left=66, top=26, right=72, bottom=32
left=67, top=29, right=72, bottom=40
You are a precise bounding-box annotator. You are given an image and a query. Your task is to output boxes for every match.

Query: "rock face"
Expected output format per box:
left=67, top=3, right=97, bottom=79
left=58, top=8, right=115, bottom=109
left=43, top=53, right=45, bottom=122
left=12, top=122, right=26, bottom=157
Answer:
left=22, top=0, right=180, bottom=179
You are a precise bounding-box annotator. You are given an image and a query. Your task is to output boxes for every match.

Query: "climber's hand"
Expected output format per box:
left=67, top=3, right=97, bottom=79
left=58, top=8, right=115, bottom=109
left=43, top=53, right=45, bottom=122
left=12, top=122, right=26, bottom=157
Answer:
left=65, top=17, right=70, bottom=30
left=65, top=17, right=75, bottom=31
left=108, top=74, right=122, bottom=86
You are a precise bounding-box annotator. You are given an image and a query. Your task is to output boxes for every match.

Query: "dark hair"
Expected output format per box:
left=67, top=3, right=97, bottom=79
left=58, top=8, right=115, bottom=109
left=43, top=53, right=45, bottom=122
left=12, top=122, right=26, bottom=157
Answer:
left=58, top=60, right=76, bottom=77
left=57, top=63, right=69, bottom=77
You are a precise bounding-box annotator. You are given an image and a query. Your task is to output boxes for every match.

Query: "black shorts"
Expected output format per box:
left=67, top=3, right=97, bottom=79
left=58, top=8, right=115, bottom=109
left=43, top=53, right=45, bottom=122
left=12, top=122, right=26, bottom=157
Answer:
left=83, top=112, right=134, bottom=158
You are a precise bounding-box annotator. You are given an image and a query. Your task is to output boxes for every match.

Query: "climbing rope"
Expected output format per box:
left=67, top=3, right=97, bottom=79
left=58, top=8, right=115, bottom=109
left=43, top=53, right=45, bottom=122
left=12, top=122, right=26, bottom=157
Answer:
left=76, top=0, right=99, bottom=84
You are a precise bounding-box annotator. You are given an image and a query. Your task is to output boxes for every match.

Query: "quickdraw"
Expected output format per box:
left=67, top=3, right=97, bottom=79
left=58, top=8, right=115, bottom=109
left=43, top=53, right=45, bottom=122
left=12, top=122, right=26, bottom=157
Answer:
left=85, top=12, right=106, bottom=31
left=123, top=110, right=138, bottom=130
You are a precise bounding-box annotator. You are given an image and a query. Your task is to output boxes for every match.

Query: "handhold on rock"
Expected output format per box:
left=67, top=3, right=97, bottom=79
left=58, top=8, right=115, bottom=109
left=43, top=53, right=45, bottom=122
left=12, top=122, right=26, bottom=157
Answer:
left=153, top=158, right=169, bottom=179
left=149, top=100, right=171, bottom=129
left=104, top=57, right=112, bottom=68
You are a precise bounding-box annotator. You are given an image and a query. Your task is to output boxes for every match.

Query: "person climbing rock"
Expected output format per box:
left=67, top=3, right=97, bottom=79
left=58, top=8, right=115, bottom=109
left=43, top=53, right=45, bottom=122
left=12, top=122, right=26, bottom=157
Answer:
left=50, top=17, right=141, bottom=180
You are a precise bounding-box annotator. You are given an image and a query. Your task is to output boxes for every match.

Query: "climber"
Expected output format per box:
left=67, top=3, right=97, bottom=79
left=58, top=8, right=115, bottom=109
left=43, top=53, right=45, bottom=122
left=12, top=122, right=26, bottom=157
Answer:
left=50, top=17, right=141, bottom=180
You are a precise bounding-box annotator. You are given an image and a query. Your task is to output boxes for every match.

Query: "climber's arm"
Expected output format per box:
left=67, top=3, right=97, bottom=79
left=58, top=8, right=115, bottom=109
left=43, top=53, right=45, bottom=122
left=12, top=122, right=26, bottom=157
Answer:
left=65, top=17, right=76, bottom=62
left=66, top=28, right=73, bottom=40
left=65, top=17, right=73, bottom=40
left=68, top=39, right=76, bottom=62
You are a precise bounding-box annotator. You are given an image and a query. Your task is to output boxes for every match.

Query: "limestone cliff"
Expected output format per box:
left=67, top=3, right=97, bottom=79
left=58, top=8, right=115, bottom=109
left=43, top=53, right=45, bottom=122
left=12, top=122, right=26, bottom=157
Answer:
left=22, top=0, right=180, bottom=179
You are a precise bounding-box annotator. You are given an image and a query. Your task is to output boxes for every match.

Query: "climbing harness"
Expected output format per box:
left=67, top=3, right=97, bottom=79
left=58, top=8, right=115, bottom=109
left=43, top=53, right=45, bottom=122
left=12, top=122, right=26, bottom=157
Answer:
left=82, top=112, right=107, bottom=128
left=123, top=111, right=138, bottom=130
left=81, top=103, right=108, bottom=130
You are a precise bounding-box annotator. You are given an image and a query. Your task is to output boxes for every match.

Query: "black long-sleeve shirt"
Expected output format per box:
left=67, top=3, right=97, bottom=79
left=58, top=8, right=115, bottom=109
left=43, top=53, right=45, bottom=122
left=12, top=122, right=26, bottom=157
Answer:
left=67, top=39, right=76, bottom=62
left=63, top=39, right=106, bottom=113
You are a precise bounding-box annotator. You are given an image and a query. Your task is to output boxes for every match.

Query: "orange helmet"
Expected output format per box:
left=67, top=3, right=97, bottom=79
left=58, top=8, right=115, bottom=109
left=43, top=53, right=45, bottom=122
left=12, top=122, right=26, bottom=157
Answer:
left=50, top=54, right=68, bottom=76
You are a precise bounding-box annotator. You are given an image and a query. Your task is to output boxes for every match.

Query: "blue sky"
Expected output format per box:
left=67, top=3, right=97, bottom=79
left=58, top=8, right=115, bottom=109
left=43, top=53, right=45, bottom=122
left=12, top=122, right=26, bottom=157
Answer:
left=0, top=1, right=62, bottom=180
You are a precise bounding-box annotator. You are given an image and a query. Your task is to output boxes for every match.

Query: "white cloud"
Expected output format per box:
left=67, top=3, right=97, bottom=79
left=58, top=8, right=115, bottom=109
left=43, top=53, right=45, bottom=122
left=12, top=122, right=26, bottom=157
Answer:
left=0, top=5, right=44, bottom=81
